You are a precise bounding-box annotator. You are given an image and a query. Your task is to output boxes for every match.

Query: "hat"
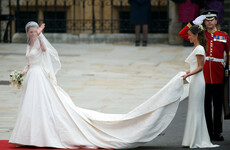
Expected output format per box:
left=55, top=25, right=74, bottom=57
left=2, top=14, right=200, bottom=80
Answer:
left=201, top=10, right=218, bottom=21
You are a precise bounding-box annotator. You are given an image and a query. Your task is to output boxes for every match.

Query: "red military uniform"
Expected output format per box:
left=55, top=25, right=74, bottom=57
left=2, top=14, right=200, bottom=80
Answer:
left=179, top=24, right=229, bottom=84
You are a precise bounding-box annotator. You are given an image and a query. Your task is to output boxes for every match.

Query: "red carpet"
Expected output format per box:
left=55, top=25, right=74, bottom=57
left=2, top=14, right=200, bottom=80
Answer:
left=0, top=141, right=113, bottom=150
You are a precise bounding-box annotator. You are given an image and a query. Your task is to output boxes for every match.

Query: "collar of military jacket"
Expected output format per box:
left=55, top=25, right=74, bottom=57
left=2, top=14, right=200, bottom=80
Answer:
left=207, top=28, right=217, bottom=34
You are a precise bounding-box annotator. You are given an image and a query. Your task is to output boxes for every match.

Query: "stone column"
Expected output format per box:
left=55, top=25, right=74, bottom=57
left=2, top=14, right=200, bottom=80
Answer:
left=168, top=0, right=183, bottom=45
left=0, top=0, right=10, bottom=42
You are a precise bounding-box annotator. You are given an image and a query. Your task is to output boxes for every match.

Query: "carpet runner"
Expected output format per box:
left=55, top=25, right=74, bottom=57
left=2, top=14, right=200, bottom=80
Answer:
left=0, top=141, right=113, bottom=150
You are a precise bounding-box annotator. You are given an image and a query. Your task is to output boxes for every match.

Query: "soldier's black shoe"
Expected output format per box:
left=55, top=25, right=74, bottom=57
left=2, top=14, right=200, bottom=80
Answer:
left=213, top=133, right=224, bottom=141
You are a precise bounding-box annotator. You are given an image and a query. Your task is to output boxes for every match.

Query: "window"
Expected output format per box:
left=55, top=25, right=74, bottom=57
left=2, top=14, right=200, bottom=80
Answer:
left=15, top=12, right=37, bottom=33
left=44, top=11, right=66, bottom=33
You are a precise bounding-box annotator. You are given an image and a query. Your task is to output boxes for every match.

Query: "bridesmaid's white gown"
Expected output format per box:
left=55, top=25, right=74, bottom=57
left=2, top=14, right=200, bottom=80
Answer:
left=10, top=43, right=186, bottom=149
left=182, top=45, right=218, bottom=148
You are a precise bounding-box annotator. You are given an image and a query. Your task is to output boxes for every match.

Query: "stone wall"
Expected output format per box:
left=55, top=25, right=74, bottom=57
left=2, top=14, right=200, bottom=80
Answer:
left=12, top=32, right=168, bottom=44
left=168, top=0, right=182, bottom=45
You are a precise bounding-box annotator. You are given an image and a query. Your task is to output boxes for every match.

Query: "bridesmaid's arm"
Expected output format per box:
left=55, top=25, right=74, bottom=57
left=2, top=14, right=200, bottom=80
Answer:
left=178, top=23, right=192, bottom=41
left=182, top=55, right=204, bottom=80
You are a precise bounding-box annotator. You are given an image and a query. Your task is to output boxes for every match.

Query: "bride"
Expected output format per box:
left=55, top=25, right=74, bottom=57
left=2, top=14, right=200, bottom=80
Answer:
left=10, top=21, right=186, bottom=149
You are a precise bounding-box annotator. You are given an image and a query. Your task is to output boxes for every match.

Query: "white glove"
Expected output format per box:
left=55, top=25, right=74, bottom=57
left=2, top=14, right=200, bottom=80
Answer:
left=192, top=15, right=206, bottom=25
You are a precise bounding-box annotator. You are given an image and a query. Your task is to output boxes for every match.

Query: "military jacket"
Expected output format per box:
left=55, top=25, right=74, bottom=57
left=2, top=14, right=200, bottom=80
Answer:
left=179, top=24, right=229, bottom=84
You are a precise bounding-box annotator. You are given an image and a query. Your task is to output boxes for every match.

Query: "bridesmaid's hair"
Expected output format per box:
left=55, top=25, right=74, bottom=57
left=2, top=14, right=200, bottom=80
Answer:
left=189, top=25, right=207, bottom=53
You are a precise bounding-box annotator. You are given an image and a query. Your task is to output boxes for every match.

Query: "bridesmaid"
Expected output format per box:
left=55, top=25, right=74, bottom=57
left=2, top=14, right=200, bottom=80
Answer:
left=179, top=24, right=218, bottom=148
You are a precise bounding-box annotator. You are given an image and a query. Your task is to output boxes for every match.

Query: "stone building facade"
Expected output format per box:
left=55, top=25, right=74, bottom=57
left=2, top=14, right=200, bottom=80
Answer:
left=0, top=0, right=182, bottom=44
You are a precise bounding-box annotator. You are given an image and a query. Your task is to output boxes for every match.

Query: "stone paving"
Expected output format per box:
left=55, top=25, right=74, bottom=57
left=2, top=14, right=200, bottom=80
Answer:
left=0, top=43, right=229, bottom=149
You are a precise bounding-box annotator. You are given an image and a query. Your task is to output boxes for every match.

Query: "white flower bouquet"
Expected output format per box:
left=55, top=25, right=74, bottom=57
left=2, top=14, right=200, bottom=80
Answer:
left=9, top=70, right=23, bottom=89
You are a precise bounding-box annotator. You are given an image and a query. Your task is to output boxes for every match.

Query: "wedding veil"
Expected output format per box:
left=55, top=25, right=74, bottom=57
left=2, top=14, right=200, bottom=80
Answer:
left=25, top=21, right=61, bottom=83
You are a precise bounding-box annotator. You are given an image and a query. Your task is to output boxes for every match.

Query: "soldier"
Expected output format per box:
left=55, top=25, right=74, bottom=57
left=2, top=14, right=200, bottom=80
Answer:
left=178, top=10, right=229, bottom=141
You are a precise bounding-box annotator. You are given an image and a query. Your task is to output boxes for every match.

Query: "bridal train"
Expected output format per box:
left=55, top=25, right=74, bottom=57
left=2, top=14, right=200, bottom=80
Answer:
left=9, top=43, right=185, bottom=148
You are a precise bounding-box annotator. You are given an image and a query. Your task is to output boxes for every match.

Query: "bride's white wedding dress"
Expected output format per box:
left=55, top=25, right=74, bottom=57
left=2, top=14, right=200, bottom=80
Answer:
left=9, top=36, right=186, bottom=149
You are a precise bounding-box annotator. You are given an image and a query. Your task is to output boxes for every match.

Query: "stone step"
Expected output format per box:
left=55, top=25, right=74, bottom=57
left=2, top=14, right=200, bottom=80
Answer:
left=12, top=33, right=168, bottom=44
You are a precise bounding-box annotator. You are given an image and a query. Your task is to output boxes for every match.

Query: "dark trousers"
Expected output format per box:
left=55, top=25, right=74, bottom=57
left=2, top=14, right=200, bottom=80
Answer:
left=205, top=84, right=223, bottom=136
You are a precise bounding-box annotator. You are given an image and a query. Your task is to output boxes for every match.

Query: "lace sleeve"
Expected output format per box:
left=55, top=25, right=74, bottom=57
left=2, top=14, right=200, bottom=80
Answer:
left=22, top=64, right=30, bottom=73
left=38, top=35, right=46, bottom=52
left=39, top=33, right=61, bottom=83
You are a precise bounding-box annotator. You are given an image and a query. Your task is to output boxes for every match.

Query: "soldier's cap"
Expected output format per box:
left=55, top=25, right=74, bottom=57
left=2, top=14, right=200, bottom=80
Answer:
left=201, top=10, right=218, bottom=21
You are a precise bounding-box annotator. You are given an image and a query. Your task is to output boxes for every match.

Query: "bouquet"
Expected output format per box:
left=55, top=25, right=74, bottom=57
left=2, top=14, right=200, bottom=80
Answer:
left=9, top=70, right=23, bottom=89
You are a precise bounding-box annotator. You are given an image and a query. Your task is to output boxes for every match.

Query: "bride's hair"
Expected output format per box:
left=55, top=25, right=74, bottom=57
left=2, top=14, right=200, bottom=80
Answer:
left=189, top=25, right=207, bottom=53
left=25, top=21, right=39, bottom=45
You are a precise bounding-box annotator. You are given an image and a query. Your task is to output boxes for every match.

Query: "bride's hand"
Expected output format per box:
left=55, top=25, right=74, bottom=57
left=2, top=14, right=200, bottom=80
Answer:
left=37, top=23, right=45, bottom=35
left=20, top=71, right=25, bottom=77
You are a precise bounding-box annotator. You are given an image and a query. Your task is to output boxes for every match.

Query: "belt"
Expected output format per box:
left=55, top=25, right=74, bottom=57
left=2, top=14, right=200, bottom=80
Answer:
left=206, top=57, right=225, bottom=63
left=206, top=56, right=225, bottom=67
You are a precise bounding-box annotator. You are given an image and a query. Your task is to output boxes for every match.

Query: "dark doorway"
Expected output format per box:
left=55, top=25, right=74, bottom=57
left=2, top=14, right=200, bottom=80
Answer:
left=44, top=11, right=66, bottom=33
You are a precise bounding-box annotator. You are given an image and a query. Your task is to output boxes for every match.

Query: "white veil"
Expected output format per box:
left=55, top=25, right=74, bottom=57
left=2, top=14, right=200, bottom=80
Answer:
left=25, top=21, right=61, bottom=83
